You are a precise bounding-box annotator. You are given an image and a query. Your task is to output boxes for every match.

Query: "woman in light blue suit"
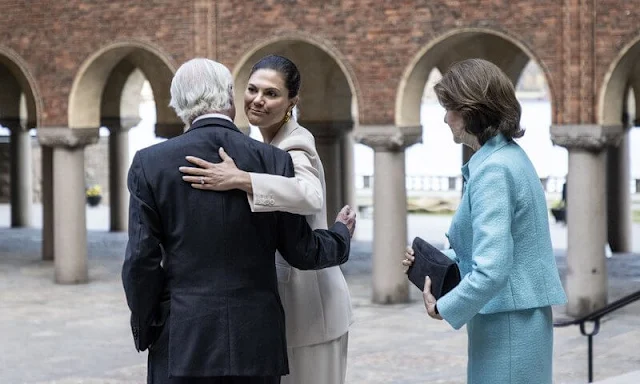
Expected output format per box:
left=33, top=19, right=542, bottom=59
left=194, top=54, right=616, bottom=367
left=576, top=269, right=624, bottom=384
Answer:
left=403, top=59, right=567, bottom=384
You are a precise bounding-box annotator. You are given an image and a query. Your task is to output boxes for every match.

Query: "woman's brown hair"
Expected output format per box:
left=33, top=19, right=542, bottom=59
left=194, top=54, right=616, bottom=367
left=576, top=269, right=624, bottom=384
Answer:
left=433, top=58, right=523, bottom=145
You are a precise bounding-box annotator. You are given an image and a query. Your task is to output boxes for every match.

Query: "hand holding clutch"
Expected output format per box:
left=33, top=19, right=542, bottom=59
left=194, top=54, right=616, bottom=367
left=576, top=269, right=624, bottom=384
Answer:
left=405, top=237, right=461, bottom=300
left=423, top=276, right=443, bottom=320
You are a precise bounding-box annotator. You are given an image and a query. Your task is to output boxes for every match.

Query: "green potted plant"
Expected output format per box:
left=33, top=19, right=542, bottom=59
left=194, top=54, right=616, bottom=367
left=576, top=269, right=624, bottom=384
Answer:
left=86, top=184, right=102, bottom=207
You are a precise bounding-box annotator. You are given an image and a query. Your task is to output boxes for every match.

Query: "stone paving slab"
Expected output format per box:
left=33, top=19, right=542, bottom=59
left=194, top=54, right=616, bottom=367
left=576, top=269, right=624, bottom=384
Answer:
left=1, top=227, right=639, bottom=384
left=594, top=370, right=640, bottom=383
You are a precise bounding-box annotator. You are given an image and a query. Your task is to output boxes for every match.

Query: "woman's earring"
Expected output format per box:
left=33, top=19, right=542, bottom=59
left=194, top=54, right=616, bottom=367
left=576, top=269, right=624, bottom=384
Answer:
left=283, top=109, right=292, bottom=123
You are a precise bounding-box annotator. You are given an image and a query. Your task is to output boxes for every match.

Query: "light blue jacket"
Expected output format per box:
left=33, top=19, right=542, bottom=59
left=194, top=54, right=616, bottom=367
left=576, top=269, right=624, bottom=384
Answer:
left=437, top=134, right=567, bottom=330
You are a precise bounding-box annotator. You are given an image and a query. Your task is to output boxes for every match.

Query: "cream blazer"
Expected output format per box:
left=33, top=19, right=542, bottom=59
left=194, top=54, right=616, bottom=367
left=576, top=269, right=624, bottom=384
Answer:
left=247, top=120, right=353, bottom=348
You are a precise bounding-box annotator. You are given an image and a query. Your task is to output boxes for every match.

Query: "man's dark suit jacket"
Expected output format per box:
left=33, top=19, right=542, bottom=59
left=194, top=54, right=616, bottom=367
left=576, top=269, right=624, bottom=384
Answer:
left=121, top=117, right=351, bottom=379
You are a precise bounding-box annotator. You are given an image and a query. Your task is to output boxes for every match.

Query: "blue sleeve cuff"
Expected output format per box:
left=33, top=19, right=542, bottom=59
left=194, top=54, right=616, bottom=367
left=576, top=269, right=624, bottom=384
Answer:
left=436, top=293, right=467, bottom=330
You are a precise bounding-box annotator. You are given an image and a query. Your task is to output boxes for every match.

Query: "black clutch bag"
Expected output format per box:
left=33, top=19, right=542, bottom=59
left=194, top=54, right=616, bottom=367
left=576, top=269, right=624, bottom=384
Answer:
left=407, top=237, right=461, bottom=299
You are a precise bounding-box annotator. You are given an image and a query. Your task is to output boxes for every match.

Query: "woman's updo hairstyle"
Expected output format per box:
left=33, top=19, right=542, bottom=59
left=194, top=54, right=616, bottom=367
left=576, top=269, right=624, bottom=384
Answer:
left=250, top=54, right=301, bottom=99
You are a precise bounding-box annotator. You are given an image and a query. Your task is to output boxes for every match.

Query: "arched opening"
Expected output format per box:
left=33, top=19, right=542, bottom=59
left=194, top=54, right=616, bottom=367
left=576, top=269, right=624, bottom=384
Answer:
left=233, top=38, right=359, bottom=224
left=126, top=74, right=166, bottom=161
left=0, top=50, right=40, bottom=228
left=68, top=43, right=178, bottom=231
left=599, top=38, right=640, bottom=253
left=0, top=52, right=38, bottom=127
left=69, top=42, right=178, bottom=133
left=397, top=29, right=565, bottom=245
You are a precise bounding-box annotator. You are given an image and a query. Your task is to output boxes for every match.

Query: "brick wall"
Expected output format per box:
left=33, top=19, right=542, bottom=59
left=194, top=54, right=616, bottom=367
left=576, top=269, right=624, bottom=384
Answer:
left=0, top=0, right=636, bottom=128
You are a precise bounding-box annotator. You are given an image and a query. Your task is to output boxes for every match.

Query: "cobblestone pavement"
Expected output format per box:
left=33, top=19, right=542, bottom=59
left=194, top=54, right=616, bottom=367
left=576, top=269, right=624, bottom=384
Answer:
left=1, top=209, right=639, bottom=383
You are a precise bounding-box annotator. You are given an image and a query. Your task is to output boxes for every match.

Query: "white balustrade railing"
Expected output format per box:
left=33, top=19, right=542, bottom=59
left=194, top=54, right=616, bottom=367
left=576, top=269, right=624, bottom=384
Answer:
left=355, top=175, right=640, bottom=194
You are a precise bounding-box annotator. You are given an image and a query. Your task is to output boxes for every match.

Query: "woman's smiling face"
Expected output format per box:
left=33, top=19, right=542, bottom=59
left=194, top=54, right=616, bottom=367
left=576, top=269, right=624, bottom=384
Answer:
left=244, top=68, right=293, bottom=129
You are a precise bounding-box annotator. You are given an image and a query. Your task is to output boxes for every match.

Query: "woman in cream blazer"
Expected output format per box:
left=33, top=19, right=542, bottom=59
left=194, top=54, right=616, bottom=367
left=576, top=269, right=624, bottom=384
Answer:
left=180, top=55, right=352, bottom=384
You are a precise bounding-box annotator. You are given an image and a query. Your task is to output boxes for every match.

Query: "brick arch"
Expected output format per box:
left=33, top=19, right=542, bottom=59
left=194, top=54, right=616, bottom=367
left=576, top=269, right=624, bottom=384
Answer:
left=395, top=27, right=556, bottom=128
left=232, top=34, right=361, bottom=132
left=68, top=40, right=179, bottom=130
left=598, top=34, right=640, bottom=126
left=0, top=45, right=42, bottom=128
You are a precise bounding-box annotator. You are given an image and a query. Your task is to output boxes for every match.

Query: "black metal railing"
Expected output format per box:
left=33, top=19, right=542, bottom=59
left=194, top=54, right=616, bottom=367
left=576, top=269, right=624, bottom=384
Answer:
left=554, top=290, right=640, bottom=383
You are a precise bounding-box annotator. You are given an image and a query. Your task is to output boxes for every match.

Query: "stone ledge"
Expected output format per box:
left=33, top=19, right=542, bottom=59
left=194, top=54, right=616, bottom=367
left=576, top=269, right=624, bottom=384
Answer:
left=37, top=127, right=100, bottom=149
left=354, top=125, right=422, bottom=151
left=550, top=124, right=623, bottom=151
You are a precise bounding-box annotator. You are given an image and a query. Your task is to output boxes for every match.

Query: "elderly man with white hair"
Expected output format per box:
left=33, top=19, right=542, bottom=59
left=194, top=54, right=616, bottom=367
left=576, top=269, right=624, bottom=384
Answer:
left=121, top=58, right=356, bottom=384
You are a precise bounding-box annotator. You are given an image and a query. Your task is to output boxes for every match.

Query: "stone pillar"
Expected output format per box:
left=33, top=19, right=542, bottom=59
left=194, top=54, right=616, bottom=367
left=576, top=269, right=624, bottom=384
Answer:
left=42, top=146, right=54, bottom=260
left=340, top=132, right=357, bottom=211
left=551, top=124, right=623, bottom=316
left=38, top=128, right=100, bottom=284
left=305, top=121, right=353, bottom=223
left=606, top=125, right=632, bottom=253
left=315, top=133, right=343, bottom=222
left=104, top=118, right=137, bottom=232
left=7, top=122, right=33, bottom=227
left=355, top=125, right=422, bottom=304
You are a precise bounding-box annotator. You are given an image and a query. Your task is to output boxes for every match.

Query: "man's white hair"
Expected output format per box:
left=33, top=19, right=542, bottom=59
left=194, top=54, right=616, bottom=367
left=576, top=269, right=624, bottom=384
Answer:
left=169, top=58, right=234, bottom=125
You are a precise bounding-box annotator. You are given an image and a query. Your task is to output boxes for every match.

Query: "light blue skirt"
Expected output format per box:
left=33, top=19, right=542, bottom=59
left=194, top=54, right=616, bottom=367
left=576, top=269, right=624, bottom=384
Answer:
left=466, top=306, right=553, bottom=384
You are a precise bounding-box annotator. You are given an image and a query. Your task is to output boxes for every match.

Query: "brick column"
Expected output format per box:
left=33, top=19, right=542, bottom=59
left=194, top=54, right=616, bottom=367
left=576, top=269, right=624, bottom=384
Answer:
left=3, top=119, right=33, bottom=227
left=551, top=124, right=623, bottom=316
left=38, top=128, right=99, bottom=284
left=355, top=125, right=422, bottom=304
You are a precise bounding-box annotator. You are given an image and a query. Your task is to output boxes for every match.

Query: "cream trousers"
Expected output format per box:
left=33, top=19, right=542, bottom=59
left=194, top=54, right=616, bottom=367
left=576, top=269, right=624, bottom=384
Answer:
left=281, top=333, right=348, bottom=384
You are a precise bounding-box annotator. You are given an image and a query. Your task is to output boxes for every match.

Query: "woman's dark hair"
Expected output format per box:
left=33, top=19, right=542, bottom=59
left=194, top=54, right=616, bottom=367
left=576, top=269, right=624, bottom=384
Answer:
left=249, top=55, right=301, bottom=99
left=433, top=58, right=524, bottom=144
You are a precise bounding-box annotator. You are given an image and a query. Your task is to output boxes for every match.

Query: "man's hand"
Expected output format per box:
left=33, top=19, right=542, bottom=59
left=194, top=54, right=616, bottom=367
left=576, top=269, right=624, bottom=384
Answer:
left=402, top=246, right=415, bottom=273
left=335, top=205, right=356, bottom=238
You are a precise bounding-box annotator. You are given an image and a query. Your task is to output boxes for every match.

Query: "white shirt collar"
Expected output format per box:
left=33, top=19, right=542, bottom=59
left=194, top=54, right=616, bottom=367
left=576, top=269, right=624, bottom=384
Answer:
left=193, top=113, right=233, bottom=124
